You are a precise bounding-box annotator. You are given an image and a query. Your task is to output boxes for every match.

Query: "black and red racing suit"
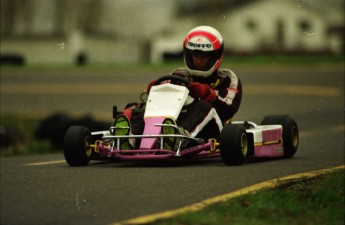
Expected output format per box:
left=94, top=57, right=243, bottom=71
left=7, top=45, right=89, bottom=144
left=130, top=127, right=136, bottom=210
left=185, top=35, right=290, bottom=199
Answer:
left=171, top=67, right=242, bottom=139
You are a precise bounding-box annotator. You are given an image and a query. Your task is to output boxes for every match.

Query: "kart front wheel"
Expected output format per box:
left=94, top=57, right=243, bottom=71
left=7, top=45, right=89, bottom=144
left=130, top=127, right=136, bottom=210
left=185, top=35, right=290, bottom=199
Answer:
left=220, top=124, right=248, bottom=166
left=261, top=115, right=299, bottom=158
left=64, top=126, right=92, bottom=166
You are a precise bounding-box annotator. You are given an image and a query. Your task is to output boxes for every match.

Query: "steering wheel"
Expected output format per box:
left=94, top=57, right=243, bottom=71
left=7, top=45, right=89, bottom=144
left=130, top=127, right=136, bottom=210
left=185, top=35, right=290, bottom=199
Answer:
left=154, top=75, right=191, bottom=86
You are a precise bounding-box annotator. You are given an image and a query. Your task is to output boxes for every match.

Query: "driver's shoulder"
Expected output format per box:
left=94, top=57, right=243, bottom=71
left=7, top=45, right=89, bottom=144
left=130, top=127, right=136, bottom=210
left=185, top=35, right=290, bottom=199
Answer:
left=171, top=68, right=190, bottom=77
left=217, top=69, right=236, bottom=78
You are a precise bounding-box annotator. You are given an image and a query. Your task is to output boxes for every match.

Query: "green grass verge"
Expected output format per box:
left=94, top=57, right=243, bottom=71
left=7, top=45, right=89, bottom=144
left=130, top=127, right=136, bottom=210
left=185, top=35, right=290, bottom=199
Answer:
left=149, top=170, right=345, bottom=225
left=0, top=114, right=52, bottom=157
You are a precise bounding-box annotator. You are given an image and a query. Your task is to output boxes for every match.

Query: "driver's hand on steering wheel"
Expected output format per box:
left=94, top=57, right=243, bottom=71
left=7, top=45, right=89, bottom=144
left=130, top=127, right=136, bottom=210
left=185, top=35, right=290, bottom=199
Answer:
left=187, top=82, right=217, bottom=103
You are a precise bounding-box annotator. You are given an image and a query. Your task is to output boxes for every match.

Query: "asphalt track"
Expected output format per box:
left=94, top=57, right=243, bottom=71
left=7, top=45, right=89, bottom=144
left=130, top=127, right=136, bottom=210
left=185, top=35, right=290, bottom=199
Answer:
left=0, top=64, right=344, bottom=225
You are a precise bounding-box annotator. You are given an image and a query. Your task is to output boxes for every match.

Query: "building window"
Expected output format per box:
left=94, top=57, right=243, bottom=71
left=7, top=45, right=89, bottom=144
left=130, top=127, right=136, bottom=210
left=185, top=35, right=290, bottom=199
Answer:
left=246, top=19, right=257, bottom=31
left=299, top=20, right=312, bottom=32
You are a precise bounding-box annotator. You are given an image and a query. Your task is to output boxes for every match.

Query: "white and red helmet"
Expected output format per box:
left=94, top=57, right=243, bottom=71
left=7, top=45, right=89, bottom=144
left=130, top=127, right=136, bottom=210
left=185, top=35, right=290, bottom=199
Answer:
left=183, top=26, right=224, bottom=77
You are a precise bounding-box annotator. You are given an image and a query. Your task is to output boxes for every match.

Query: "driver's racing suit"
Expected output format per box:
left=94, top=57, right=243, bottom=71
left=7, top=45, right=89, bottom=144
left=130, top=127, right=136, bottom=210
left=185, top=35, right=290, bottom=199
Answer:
left=170, top=67, right=242, bottom=139
left=128, top=67, right=242, bottom=140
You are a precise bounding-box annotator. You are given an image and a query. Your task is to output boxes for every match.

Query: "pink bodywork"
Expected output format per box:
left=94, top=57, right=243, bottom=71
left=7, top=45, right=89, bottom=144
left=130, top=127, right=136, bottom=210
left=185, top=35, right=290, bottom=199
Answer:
left=253, top=128, right=284, bottom=157
left=140, top=117, right=165, bottom=149
left=96, top=116, right=219, bottom=161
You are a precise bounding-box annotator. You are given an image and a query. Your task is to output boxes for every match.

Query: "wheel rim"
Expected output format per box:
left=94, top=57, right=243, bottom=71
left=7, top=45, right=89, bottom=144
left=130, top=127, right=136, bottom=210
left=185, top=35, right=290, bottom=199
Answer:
left=84, top=136, right=92, bottom=157
left=241, top=133, right=248, bottom=156
left=291, top=125, right=299, bottom=149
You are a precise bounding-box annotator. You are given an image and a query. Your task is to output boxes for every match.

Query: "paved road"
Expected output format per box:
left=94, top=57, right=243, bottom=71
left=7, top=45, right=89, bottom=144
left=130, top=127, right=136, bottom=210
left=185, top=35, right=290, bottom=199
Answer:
left=0, top=64, right=344, bottom=225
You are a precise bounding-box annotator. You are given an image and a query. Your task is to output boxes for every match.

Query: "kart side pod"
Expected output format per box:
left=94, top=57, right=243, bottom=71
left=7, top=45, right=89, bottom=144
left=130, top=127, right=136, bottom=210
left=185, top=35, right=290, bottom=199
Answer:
left=220, top=115, right=299, bottom=165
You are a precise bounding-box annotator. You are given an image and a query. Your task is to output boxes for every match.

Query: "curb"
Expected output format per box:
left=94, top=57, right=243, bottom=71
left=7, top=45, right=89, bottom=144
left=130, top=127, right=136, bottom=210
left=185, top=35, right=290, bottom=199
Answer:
left=113, top=164, right=345, bottom=225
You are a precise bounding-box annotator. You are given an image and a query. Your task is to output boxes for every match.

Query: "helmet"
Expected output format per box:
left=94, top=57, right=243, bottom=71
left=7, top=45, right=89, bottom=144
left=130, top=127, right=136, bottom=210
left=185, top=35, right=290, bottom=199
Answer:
left=183, top=26, right=224, bottom=77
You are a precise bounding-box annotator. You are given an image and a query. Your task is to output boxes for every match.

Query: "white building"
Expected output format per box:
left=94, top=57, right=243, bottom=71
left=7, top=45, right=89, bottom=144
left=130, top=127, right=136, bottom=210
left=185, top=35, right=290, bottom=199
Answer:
left=0, top=0, right=176, bottom=65
left=1, top=0, right=343, bottom=65
left=151, top=0, right=344, bottom=62
left=220, top=0, right=344, bottom=54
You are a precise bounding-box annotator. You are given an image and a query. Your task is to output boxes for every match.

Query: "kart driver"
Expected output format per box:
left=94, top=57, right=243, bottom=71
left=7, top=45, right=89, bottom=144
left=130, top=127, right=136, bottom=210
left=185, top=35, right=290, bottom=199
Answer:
left=114, top=25, right=242, bottom=148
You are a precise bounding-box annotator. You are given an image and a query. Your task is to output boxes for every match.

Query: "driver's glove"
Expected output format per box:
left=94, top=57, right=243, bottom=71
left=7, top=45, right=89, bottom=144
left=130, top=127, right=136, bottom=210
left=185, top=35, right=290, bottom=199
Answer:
left=187, top=82, right=217, bottom=103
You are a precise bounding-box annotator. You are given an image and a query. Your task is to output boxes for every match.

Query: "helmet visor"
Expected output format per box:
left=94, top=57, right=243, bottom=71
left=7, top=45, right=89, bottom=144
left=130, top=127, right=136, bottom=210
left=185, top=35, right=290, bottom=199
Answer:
left=184, top=49, right=219, bottom=72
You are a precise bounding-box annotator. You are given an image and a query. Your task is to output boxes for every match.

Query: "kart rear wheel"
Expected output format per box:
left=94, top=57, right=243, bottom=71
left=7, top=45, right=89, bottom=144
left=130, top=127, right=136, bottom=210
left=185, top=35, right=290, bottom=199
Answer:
left=220, top=124, right=248, bottom=165
left=261, top=115, right=299, bottom=158
left=64, top=126, right=92, bottom=166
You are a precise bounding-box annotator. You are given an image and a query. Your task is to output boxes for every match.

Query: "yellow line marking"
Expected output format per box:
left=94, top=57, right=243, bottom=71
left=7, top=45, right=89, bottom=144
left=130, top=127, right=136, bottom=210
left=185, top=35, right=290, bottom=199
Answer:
left=330, top=124, right=345, bottom=133
left=112, top=165, right=345, bottom=225
left=299, top=130, right=315, bottom=138
left=0, top=83, right=146, bottom=95
left=245, top=84, right=341, bottom=97
left=24, top=160, right=66, bottom=166
left=1, top=84, right=341, bottom=97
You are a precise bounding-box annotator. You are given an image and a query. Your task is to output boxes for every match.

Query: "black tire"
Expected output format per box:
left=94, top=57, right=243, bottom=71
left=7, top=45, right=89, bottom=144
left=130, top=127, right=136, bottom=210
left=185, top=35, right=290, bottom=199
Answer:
left=220, top=124, right=248, bottom=165
left=63, top=126, right=92, bottom=166
left=261, top=115, right=299, bottom=158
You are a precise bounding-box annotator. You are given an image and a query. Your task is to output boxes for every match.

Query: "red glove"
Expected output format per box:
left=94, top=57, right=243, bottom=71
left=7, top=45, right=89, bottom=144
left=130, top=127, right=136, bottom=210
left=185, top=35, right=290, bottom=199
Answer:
left=123, top=108, right=133, bottom=120
left=146, top=80, right=156, bottom=93
left=187, top=82, right=217, bottom=103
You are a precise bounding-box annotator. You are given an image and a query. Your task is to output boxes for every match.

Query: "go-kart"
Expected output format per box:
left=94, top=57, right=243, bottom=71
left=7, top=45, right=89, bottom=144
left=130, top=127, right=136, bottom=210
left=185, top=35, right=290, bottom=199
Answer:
left=63, top=75, right=299, bottom=166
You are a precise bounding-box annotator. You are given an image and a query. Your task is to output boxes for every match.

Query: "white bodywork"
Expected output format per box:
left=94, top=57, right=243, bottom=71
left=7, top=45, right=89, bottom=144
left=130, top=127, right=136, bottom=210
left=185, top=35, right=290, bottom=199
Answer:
left=144, top=83, right=190, bottom=119
left=140, top=83, right=191, bottom=149
left=232, top=121, right=284, bottom=157
left=247, top=125, right=282, bottom=144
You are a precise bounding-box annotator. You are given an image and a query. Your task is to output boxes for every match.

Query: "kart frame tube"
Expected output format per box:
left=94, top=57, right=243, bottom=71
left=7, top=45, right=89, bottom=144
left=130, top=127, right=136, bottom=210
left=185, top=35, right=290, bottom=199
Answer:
left=95, top=137, right=217, bottom=161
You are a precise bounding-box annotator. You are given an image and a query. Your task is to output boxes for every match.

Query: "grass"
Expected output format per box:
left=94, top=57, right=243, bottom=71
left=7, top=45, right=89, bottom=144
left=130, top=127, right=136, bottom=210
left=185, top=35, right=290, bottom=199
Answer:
left=148, top=169, right=345, bottom=225
left=0, top=114, right=52, bottom=156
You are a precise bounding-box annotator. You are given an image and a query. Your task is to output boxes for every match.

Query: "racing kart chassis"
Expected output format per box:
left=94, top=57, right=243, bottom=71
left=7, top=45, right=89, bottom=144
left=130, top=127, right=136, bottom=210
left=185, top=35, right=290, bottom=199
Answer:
left=91, top=133, right=219, bottom=161
left=63, top=75, right=299, bottom=166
